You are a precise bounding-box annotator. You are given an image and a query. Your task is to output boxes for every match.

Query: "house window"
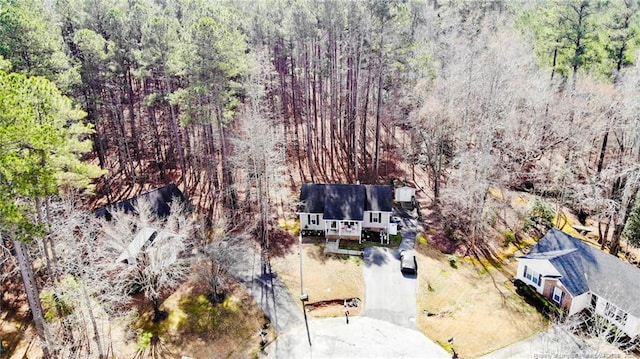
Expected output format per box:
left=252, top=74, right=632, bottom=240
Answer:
left=524, top=266, right=542, bottom=286
left=604, top=302, right=628, bottom=326
left=552, top=287, right=564, bottom=304
left=330, top=221, right=337, bottom=229
left=308, top=214, right=317, bottom=225
left=370, top=212, right=381, bottom=223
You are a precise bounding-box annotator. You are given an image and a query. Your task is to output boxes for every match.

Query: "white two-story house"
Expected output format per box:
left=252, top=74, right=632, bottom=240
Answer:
left=298, top=183, right=393, bottom=243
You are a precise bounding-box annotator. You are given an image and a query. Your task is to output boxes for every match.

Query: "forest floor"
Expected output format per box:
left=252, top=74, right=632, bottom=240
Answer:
left=0, top=276, right=41, bottom=359
left=0, top=271, right=266, bottom=358
left=127, top=274, right=266, bottom=359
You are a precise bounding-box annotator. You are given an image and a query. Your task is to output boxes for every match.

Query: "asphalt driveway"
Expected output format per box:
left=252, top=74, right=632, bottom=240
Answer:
left=223, top=243, right=303, bottom=332
left=362, top=247, right=418, bottom=328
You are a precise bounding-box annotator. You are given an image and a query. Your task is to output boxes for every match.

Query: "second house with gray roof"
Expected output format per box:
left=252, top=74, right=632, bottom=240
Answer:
left=516, top=228, right=640, bottom=338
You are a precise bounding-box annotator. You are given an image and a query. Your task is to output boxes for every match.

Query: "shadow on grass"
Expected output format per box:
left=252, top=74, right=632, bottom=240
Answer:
left=267, top=227, right=297, bottom=258
left=307, top=242, right=330, bottom=264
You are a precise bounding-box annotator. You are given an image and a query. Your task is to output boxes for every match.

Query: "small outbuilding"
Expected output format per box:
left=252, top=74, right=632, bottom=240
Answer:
left=394, top=186, right=416, bottom=203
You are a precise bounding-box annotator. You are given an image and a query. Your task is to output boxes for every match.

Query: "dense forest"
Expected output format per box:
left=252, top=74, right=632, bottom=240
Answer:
left=2, top=0, right=640, bottom=357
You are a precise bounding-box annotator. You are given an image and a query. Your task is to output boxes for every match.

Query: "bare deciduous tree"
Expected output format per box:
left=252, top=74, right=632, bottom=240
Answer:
left=96, top=198, right=195, bottom=322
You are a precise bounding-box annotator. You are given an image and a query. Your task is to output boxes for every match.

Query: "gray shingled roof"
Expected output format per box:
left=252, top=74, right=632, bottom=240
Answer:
left=299, top=183, right=325, bottom=214
left=364, top=185, right=393, bottom=212
left=95, top=183, right=187, bottom=220
left=322, top=184, right=365, bottom=220
left=299, top=183, right=391, bottom=221
left=522, top=228, right=640, bottom=317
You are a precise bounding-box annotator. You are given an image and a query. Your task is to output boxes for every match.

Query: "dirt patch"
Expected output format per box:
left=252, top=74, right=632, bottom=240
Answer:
left=270, top=243, right=365, bottom=319
left=415, top=245, right=547, bottom=358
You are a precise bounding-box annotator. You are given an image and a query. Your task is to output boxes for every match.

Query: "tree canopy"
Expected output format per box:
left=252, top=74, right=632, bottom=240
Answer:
left=0, top=70, right=101, bottom=240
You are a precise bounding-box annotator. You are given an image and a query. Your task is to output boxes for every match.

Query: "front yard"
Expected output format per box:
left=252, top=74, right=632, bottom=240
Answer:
left=270, top=235, right=547, bottom=358
left=415, top=244, right=547, bottom=357
left=270, top=241, right=366, bottom=318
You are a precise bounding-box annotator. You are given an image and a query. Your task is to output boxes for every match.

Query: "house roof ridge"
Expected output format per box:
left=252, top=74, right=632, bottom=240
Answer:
left=521, top=247, right=577, bottom=260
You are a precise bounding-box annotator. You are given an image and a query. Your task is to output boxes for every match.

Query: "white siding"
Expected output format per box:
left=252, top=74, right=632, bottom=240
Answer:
left=625, top=315, right=640, bottom=338
left=516, top=258, right=561, bottom=294
left=363, top=211, right=390, bottom=230
left=594, top=296, right=640, bottom=337
left=568, top=291, right=591, bottom=316
left=394, top=186, right=415, bottom=202
left=299, top=213, right=324, bottom=231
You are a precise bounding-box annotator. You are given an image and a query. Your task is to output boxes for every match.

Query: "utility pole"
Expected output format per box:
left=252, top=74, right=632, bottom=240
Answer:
left=299, top=233, right=311, bottom=347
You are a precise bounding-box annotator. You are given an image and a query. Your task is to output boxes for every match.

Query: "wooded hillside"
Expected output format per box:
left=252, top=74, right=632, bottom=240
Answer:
left=2, top=0, right=640, bottom=356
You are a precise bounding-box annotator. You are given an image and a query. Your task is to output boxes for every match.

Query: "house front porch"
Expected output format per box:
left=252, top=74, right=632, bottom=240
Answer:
left=324, top=239, right=364, bottom=256
left=325, top=220, right=362, bottom=242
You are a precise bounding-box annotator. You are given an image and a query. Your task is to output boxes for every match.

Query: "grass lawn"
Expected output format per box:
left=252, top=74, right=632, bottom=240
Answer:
left=415, top=244, right=547, bottom=358
left=270, top=242, right=365, bottom=318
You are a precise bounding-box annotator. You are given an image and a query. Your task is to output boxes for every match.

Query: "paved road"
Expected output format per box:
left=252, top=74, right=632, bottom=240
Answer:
left=224, top=243, right=303, bottom=332
left=264, top=316, right=450, bottom=359
left=480, top=325, right=590, bottom=359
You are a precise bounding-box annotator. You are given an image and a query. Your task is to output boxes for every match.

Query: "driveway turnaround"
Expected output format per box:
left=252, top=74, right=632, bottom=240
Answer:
left=480, top=326, right=590, bottom=359
left=265, top=316, right=450, bottom=358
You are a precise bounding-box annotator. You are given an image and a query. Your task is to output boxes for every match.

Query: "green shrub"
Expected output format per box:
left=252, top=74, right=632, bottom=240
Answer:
left=503, top=230, right=516, bottom=245
left=137, top=331, right=153, bottom=351
left=448, top=256, right=458, bottom=269
left=41, top=290, right=75, bottom=320
left=528, top=199, right=555, bottom=229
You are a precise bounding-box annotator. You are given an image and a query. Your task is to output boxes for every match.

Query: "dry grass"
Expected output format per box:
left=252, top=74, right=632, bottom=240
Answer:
left=271, top=239, right=547, bottom=357
left=270, top=242, right=365, bottom=318
left=130, top=276, right=266, bottom=359
left=1, top=274, right=266, bottom=359
left=416, top=245, right=547, bottom=358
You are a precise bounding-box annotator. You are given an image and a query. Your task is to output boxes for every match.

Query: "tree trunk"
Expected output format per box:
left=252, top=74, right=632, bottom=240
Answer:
left=373, top=65, right=383, bottom=179
left=165, top=79, right=188, bottom=195
left=596, top=128, right=609, bottom=174
left=13, top=239, right=52, bottom=358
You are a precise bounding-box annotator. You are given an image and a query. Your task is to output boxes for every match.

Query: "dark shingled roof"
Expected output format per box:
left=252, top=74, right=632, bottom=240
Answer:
left=95, top=183, right=187, bottom=220
left=364, top=184, right=393, bottom=212
left=299, top=183, right=325, bottom=214
left=522, top=228, right=640, bottom=317
left=299, top=183, right=391, bottom=221
left=322, top=184, right=365, bottom=221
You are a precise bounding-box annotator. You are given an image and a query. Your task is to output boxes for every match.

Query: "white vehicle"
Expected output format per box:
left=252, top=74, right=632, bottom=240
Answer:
left=400, top=250, right=417, bottom=275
